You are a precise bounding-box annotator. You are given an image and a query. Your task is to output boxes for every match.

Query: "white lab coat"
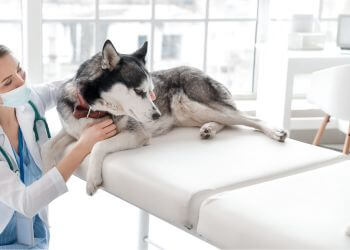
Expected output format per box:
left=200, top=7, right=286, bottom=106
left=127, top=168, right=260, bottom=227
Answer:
left=0, top=80, right=68, bottom=233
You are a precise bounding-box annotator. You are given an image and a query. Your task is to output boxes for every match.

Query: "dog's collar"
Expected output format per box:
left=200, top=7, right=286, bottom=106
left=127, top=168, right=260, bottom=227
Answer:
left=73, top=90, right=109, bottom=119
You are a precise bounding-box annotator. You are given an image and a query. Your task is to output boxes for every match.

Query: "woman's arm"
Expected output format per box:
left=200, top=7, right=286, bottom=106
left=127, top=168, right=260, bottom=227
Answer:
left=0, top=119, right=117, bottom=218
left=0, top=162, right=67, bottom=218
left=31, top=77, right=73, bottom=112
left=56, top=119, right=117, bottom=182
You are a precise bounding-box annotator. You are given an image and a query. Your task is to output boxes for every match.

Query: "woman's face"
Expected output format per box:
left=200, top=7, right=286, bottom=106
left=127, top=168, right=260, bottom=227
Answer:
left=0, top=54, right=25, bottom=95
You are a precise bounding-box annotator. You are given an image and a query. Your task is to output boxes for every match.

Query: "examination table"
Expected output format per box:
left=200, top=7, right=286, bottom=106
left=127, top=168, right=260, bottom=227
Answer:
left=68, top=127, right=350, bottom=249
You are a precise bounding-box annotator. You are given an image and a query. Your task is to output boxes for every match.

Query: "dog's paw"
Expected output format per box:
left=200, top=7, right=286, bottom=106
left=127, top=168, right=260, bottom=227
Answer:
left=142, top=136, right=151, bottom=146
left=200, top=125, right=215, bottom=139
left=86, top=176, right=103, bottom=196
left=86, top=181, right=100, bottom=196
left=270, top=128, right=288, bottom=142
left=86, top=182, right=98, bottom=196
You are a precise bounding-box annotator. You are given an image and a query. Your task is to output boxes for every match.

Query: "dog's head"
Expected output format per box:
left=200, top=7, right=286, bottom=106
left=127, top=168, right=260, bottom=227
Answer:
left=76, top=39, right=161, bottom=122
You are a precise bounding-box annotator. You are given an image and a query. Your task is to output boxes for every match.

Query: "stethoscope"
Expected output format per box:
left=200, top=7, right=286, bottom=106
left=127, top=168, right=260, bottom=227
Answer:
left=0, top=100, right=51, bottom=176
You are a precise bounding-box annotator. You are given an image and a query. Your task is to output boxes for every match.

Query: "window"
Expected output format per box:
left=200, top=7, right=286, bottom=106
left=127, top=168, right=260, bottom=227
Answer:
left=42, top=0, right=95, bottom=82
left=138, top=35, right=148, bottom=48
left=3, top=1, right=346, bottom=97
left=39, top=0, right=259, bottom=95
left=0, top=0, right=23, bottom=61
left=161, top=35, right=181, bottom=60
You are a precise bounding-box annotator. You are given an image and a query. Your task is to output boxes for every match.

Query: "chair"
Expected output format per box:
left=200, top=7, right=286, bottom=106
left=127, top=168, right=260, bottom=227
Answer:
left=307, top=64, right=350, bottom=154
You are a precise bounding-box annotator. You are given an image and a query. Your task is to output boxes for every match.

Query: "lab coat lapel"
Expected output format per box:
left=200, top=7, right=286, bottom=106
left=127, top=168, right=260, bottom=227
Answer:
left=0, top=126, right=18, bottom=170
left=16, top=104, right=44, bottom=170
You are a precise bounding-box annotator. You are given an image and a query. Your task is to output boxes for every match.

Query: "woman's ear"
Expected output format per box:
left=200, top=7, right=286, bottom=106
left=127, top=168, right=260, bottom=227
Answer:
left=101, top=40, right=121, bottom=71
left=132, top=41, right=148, bottom=64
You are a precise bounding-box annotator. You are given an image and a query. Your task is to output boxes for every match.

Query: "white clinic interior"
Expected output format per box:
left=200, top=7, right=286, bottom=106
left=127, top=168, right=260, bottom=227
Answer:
left=1, top=0, right=350, bottom=249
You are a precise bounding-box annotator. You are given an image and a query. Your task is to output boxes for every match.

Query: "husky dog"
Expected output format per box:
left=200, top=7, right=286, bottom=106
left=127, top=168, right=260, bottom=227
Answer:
left=42, top=40, right=287, bottom=195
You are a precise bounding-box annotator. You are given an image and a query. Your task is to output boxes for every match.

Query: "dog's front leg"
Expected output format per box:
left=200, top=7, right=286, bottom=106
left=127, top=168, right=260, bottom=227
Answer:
left=86, top=131, right=150, bottom=196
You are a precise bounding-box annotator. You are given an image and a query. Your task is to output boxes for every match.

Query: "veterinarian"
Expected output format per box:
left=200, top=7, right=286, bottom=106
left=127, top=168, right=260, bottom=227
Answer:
left=0, top=45, right=118, bottom=249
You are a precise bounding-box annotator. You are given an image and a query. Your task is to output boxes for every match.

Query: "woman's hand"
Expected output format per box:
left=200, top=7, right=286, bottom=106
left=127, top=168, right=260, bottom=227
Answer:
left=56, top=119, right=118, bottom=182
left=77, top=119, right=118, bottom=154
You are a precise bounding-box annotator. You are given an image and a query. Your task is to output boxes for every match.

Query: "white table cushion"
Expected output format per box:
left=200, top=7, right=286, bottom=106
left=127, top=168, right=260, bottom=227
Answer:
left=197, top=160, right=350, bottom=249
left=73, top=127, right=345, bottom=233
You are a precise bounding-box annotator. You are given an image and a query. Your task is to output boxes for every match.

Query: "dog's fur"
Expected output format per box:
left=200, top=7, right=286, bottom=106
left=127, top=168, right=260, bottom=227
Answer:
left=41, top=40, right=287, bottom=195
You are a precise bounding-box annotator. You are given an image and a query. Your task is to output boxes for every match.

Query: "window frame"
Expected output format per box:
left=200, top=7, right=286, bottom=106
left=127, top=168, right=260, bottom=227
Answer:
left=24, top=0, right=261, bottom=99
left=0, top=19, right=23, bottom=58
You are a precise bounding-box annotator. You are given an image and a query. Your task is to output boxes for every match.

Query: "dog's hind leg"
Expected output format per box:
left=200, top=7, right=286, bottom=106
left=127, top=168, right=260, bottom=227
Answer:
left=225, top=111, right=288, bottom=142
left=177, top=97, right=287, bottom=142
left=199, top=122, right=225, bottom=139
left=172, top=92, right=287, bottom=141
left=208, top=108, right=288, bottom=142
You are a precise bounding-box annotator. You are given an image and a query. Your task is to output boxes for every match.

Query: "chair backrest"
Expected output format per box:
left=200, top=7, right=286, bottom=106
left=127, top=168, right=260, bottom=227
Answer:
left=307, top=64, right=350, bottom=120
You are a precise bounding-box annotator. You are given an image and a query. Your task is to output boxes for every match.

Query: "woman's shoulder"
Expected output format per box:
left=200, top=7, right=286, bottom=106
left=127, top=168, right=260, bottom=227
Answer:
left=30, top=78, right=73, bottom=112
left=28, top=87, right=46, bottom=114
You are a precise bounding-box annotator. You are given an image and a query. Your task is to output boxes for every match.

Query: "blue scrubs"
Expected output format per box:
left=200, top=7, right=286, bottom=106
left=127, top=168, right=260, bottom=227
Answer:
left=0, top=128, right=50, bottom=249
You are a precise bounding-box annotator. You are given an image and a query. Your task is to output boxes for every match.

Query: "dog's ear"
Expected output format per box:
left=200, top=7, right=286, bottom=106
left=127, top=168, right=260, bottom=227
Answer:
left=102, top=40, right=121, bottom=71
left=132, top=41, right=148, bottom=64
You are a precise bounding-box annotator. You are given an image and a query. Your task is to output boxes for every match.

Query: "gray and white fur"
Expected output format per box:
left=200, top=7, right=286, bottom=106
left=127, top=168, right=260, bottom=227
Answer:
left=41, top=40, right=287, bottom=195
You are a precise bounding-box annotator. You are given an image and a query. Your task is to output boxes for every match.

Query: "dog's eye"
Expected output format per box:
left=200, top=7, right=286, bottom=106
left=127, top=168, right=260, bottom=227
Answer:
left=134, top=89, right=146, bottom=98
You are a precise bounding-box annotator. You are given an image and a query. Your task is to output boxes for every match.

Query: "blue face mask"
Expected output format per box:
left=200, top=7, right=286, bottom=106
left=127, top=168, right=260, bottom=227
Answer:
left=0, top=84, right=32, bottom=108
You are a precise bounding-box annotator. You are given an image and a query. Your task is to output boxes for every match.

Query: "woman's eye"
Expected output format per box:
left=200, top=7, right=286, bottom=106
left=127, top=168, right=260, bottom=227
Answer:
left=4, top=80, right=12, bottom=86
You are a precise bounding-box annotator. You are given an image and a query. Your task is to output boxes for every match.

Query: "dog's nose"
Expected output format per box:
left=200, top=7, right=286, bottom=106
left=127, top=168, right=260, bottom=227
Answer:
left=152, top=112, right=161, bottom=120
